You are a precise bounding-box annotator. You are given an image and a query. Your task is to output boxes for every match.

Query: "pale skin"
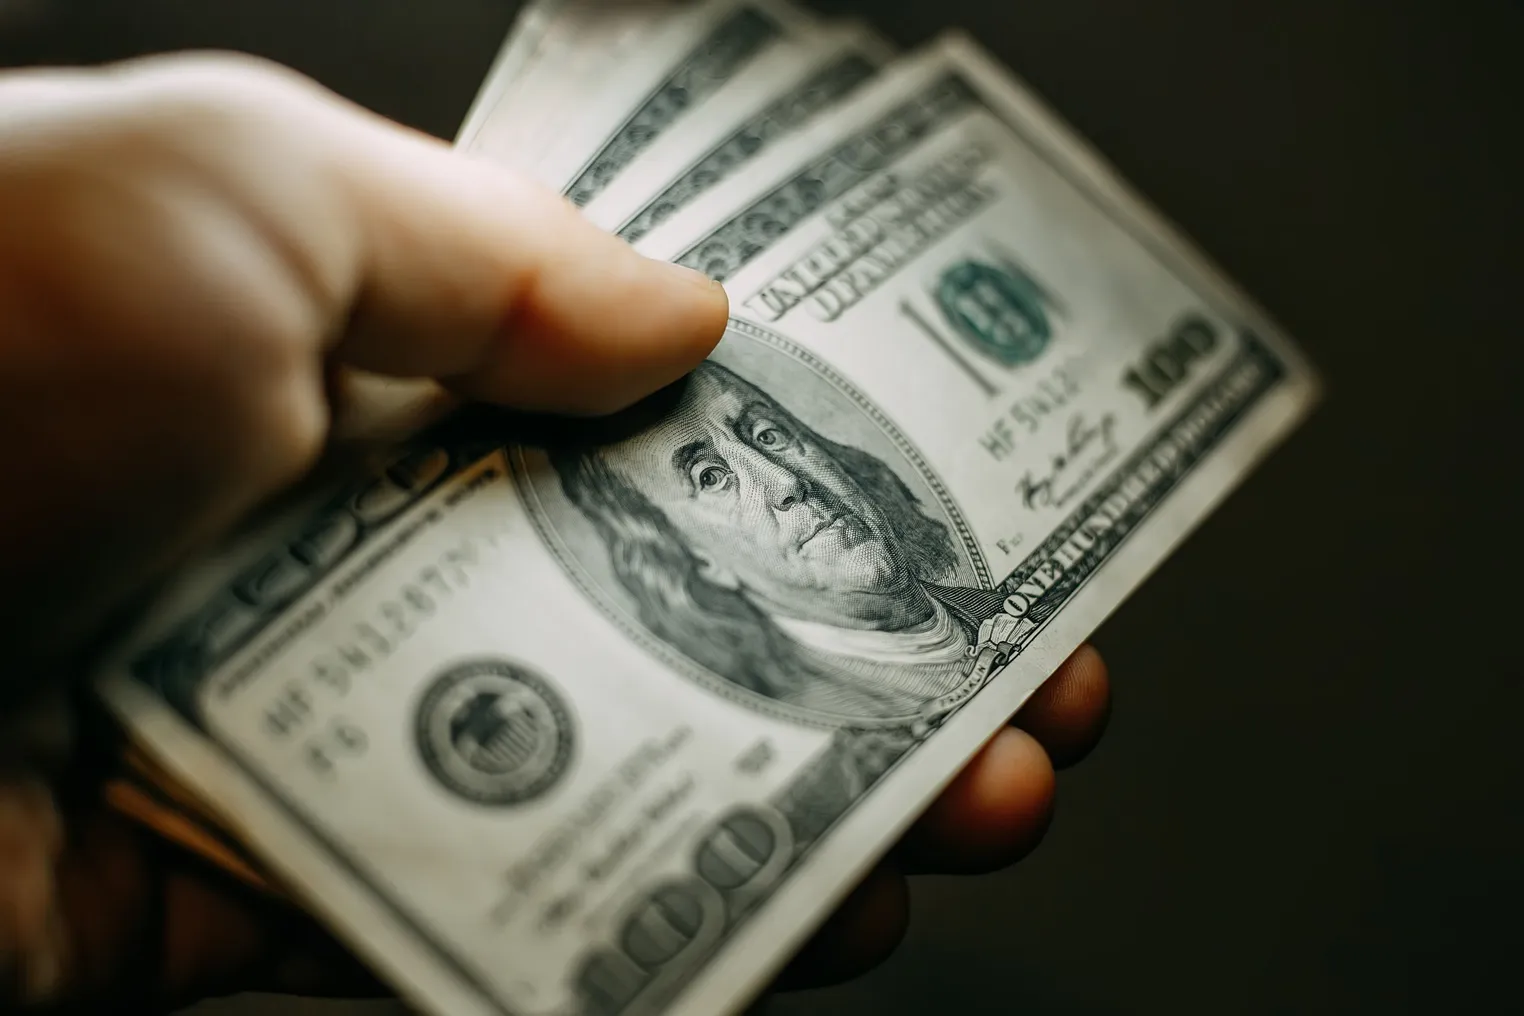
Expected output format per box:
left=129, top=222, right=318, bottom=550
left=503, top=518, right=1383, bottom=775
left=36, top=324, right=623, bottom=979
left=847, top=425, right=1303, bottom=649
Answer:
left=0, top=53, right=1110, bottom=1010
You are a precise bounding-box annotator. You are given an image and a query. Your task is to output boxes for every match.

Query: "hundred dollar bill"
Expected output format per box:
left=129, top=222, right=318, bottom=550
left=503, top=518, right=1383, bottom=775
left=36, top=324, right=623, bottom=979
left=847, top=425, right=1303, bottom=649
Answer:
left=102, top=0, right=823, bottom=893
left=457, top=0, right=690, bottom=174
left=523, top=0, right=815, bottom=202
left=95, top=30, right=1317, bottom=1016
left=579, top=21, right=896, bottom=241
left=456, top=0, right=585, bottom=158
left=453, top=0, right=562, bottom=152
left=456, top=0, right=681, bottom=171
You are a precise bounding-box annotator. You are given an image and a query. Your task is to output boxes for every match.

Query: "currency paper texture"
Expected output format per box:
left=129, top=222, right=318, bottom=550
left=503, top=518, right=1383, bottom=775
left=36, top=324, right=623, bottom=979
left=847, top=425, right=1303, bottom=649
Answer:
left=579, top=21, right=896, bottom=241
left=97, top=21, right=1318, bottom=1016
left=494, top=0, right=816, bottom=201
left=455, top=0, right=681, bottom=172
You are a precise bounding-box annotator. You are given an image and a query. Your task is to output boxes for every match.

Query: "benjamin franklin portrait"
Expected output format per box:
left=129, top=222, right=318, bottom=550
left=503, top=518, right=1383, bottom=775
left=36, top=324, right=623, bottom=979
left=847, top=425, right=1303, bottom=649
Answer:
left=528, top=332, right=1000, bottom=723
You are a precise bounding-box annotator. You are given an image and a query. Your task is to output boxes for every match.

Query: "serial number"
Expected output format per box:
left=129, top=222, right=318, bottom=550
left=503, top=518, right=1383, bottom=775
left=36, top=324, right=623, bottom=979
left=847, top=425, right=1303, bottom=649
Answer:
left=258, top=531, right=499, bottom=777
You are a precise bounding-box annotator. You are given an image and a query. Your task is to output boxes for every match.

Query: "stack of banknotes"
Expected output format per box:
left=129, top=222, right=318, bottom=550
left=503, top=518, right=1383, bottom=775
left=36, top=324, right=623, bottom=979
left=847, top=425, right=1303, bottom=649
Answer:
left=96, top=2, right=1320, bottom=1014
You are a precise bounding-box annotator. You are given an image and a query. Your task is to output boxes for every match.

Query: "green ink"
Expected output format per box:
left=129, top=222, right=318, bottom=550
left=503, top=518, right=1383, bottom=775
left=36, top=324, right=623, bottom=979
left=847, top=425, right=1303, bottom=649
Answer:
left=935, top=260, right=1052, bottom=367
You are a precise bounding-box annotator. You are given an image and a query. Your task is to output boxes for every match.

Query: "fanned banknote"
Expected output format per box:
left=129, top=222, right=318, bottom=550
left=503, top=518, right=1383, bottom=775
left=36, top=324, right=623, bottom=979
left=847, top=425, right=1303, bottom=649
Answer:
left=98, top=7, right=1318, bottom=1016
left=455, top=0, right=681, bottom=173
left=580, top=21, right=897, bottom=241
left=489, top=0, right=818, bottom=201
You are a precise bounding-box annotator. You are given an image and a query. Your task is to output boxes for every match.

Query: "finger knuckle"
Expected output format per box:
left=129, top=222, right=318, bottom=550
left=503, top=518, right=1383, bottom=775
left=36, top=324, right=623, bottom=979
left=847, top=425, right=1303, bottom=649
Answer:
left=231, top=368, right=331, bottom=491
left=172, top=323, right=329, bottom=491
left=261, top=382, right=332, bottom=487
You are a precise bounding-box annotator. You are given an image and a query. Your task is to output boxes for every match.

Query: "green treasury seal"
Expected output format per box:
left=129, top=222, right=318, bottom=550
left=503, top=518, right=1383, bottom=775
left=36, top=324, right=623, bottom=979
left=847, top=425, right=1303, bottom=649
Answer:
left=935, top=259, right=1052, bottom=367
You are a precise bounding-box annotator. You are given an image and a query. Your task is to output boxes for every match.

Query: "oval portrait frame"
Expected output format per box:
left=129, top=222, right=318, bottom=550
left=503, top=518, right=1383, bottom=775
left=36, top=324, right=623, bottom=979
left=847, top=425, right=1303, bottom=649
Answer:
left=508, top=319, right=992, bottom=730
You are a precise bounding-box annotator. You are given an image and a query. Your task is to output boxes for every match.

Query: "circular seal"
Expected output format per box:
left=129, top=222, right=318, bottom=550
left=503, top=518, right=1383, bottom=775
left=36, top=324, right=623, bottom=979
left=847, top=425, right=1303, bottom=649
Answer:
left=935, top=259, right=1052, bottom=366
left=414, top=659, right=574, bottom=806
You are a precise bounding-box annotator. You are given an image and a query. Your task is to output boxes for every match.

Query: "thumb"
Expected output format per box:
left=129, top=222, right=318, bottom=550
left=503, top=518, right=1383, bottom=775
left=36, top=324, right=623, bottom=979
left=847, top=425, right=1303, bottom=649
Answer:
left=307, top=60, right=731, bottom=414
left=0, top=53, right=726, bottom=692
left=111, top=50, right=731, bottom=418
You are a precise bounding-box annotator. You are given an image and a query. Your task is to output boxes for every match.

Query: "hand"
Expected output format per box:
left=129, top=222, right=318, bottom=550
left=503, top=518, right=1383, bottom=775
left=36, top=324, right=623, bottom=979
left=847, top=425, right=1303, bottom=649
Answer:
left=0, top=53, right=1109, bottom=1010
left=777, top=644, right=1109, bottom=990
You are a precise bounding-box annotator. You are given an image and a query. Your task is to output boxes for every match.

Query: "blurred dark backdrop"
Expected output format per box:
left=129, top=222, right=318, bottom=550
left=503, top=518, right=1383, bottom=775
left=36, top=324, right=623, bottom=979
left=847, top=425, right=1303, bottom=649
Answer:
left=3, top=1, right=1521, bottom=1013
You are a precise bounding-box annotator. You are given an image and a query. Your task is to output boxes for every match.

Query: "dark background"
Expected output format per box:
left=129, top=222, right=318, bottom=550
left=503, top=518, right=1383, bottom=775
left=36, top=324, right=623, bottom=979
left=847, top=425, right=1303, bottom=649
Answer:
left=3, top=1, right=1521, bottom=1013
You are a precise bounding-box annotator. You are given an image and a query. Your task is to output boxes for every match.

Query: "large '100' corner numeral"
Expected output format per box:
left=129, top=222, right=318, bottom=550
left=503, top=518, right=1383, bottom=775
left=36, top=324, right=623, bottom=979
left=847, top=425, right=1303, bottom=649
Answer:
left=1122, top=313, right=1220, bottom=410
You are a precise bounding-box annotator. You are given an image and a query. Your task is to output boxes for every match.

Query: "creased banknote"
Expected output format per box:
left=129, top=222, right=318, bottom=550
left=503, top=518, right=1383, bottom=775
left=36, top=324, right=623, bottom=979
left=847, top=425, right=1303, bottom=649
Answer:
left=97, top=15, right=1318, bottom=1016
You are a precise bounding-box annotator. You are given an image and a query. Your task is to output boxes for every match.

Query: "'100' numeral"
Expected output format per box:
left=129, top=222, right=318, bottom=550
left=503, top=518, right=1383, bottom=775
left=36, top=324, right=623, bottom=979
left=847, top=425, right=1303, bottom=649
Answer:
left=1122, top=314, right=1220, bottom=409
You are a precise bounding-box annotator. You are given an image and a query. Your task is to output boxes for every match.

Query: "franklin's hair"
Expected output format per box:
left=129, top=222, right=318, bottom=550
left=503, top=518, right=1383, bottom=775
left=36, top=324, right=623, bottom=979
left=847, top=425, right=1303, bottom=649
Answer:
left=549, top=362, right=960, bottom=713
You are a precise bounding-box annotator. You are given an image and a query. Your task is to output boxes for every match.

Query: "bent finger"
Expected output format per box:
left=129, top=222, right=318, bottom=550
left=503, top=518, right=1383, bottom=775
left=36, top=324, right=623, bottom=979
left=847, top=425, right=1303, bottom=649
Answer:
left=771, top=860, right=909, bottom=992
left=896, top=727, right=1055, bottom=876
left=1013, top=644, right=1111, bottom=769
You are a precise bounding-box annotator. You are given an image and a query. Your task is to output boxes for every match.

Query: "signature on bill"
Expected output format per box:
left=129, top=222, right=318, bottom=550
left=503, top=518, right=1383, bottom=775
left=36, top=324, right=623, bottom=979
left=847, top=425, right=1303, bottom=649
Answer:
left=1017, top=412, right=1119, bottom=511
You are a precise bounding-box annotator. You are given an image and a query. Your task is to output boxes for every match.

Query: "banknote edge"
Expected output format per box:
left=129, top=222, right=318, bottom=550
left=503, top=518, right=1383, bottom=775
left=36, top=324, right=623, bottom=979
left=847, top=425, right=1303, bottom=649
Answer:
left=553, top=0, right=812, bottom=204
left=636, top=30, right=1322, bottom=399
left=605, top=29, right=896, bottom=241
left=97, top=350, right=1316, bottom=1016
left=96, top=28, right=1326, bottom=1016
left=619, top=31, right=1325, bottom=1014
left=453, top=0, right=561, bottom=148
left=665, top=366, right=1318, bottom=1016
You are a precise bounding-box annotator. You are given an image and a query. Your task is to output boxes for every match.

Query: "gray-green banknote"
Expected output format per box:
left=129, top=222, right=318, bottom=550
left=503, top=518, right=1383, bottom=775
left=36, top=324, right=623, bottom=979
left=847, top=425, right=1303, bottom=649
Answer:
left=97, top=4, right=1319, bottom=1015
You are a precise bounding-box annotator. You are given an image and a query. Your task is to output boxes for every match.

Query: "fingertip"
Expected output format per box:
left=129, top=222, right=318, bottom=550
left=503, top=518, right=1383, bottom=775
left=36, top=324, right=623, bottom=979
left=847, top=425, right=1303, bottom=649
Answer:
left=1015, top=644, right=1111, bottom=769
left=660, top=259, right=730, bottom=361
left=449, top=220, right=728, bottom=417
left=773, top=861, right=909, bottom=991
left=649, top=257, right=730, bottom=318
left=556, top=246, right=729, bottom=415
left=331, top=125, right=728, bottom=418
left=610, top=254, right=729, bottom=405
left=901, top=727, right=1056, bottom=875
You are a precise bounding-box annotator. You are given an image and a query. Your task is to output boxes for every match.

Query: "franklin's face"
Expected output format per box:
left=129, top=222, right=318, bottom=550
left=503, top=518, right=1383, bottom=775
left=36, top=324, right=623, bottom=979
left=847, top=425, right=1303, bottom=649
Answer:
left=600, top=365, right=911, bottom=619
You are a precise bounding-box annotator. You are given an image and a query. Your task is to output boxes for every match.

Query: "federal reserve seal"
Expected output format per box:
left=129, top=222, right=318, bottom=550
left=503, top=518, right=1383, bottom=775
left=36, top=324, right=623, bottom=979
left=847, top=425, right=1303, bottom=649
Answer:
left=415, top=659, right=575, bottom=806
left=935, top=259, right=1054, bottom=367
